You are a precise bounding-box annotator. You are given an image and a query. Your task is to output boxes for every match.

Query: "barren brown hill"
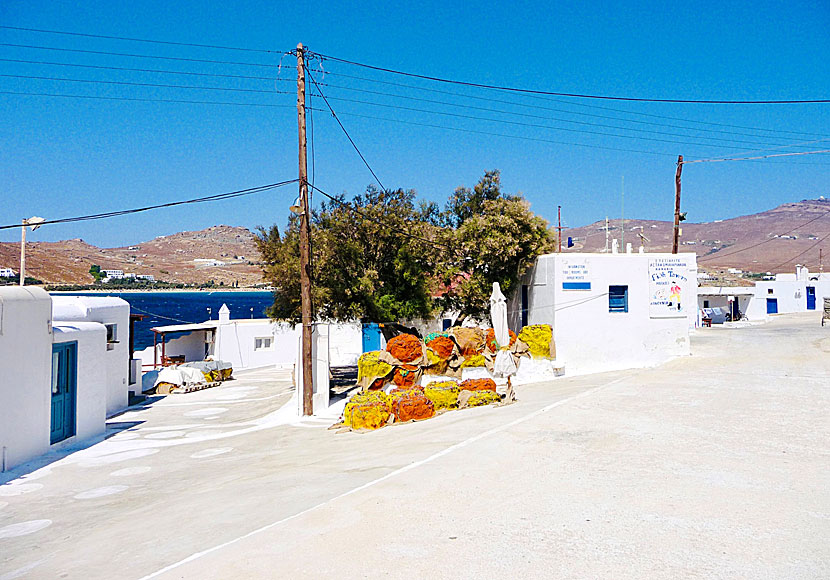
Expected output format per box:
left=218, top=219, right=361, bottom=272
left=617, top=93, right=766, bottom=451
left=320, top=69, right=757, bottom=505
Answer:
left=0, top=226, right=263, bottom=286
left=563, top=198, right=830, bottom=274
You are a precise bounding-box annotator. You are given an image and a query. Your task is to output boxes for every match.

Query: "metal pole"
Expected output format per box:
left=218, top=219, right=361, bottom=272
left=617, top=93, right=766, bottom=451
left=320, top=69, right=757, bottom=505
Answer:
left=19, top=220, right=26, bottom=286
left=620, top=176, right=625, bottom=250
left=297, top=43, right=314, bottom=417
left=557, top=205, right=562, bottom=253
left=672, top=155, right=683, bottom=254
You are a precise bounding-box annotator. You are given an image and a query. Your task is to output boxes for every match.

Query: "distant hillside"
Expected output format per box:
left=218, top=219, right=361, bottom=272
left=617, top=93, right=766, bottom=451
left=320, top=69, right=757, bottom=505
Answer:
left=0, top=226, right=263, bottom=286
left=3, top=199, right=828, bottom=285
left=563, top=198, right=830, bottom=273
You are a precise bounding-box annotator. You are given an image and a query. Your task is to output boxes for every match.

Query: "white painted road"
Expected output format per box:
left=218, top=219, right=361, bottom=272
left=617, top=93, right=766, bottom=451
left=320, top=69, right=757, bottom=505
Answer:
left=1, top=313, right=829, bottom=579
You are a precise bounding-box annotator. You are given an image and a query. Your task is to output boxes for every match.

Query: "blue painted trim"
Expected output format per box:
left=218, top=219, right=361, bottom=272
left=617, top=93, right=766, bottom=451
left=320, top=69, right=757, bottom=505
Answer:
left=562, top=282, right=591, bottom=290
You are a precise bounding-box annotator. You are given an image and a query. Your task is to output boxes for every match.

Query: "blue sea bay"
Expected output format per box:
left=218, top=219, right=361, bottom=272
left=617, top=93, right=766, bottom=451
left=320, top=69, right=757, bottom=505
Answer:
left=58, top=291, right=275, bottom=350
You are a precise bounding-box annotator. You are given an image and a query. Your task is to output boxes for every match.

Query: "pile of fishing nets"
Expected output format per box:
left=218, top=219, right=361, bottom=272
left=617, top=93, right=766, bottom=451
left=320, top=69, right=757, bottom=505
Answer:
left=485, top=328, right=517, bottom=353
left=517, top=324, right=555, bottom=359
left=389, top=386, right=435, bottom=422
left=343, top=390, right=392, bottom=430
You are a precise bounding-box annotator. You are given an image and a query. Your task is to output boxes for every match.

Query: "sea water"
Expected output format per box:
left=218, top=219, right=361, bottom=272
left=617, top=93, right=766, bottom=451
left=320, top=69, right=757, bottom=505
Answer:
left=60, top=291, right=275, bottom=350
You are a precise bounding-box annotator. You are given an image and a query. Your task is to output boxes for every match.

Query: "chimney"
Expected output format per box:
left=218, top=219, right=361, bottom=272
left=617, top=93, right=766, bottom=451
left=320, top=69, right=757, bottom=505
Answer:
left=218, top=303, right=231, bottom=324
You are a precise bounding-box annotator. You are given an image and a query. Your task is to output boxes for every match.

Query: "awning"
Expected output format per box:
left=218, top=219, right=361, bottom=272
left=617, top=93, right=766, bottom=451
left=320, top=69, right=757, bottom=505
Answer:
left=151, top=322, right=219, bottom=334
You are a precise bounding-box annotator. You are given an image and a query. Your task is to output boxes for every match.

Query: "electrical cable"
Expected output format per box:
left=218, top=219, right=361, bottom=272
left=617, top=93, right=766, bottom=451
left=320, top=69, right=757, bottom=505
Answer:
left=307, top=183, right=459, bottom=255
left=317, top=68, right=830, bottom=139
left=683, top=149, right=830, bottom=164
left=0, top=25, right=277, bottom=54
left=0, top=89, right=297, bottom=108
left=0, top=179, right=298, bottom=231
left=308, top=80, right=821, bottom=149
left=765, top=229, right=830, bottom=272
left=0, top=73, right=295, bottom=95
left=128, top=305, right=198, bottom=325
left=307, top=92, right=817, bottom=152
left=309, top=51, right=830, bottom=104
left=698, top=210, right=830, bottom=263
left=0, top=58, right=293, bottom=81
left=306, top=66, right=386, bottom=191
left=0, top=43, right=278, bottom=68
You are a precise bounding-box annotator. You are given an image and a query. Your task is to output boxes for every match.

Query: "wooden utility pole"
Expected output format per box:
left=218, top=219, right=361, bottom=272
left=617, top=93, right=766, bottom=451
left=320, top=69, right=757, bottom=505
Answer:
left=296, top=44, right=314, bottom=416
left=557, top=205, right=562, bottom=252
left=672, top=155, right=683, bottom=254
left=19, top=221, right=27, bottom=286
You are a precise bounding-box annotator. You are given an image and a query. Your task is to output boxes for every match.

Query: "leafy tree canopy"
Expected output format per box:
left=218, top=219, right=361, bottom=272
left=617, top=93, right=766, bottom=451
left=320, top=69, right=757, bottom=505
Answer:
left=256, top=171, right=554, bottom=324
left=256, top=187, right=439, bottom=323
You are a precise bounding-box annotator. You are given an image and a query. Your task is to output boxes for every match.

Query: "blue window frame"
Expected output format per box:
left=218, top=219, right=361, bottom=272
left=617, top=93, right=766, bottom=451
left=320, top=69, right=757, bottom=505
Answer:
left=609, top=285, right=628, bottom=313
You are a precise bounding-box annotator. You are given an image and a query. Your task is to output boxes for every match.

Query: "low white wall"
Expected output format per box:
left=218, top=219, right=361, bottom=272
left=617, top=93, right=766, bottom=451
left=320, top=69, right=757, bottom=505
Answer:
left=509, top=253, right=696, bottom=376
left=53, top=322, right=108, bottom=442
left=0, top=287, right=52, bottom=471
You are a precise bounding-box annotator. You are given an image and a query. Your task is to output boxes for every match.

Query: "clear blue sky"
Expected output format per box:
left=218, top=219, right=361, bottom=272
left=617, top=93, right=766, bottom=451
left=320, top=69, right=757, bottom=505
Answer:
left=1, top=0, right=828, bottom=247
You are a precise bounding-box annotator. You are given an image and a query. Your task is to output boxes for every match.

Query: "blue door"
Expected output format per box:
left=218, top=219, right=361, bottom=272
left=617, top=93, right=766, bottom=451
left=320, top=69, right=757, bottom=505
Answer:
left=766, top=298, right=778, bottom=314
left=51, top=342, right=77, bottom=444
left=807, top=287, right=816, bottom=310
left=361, top=323, right=382, bottom=352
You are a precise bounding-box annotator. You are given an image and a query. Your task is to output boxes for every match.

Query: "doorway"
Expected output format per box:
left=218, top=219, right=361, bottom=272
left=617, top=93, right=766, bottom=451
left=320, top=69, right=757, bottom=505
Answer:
left=766, top=298, right=778, bottom=315
left=807, top=286, right=816, bottom=310
left=51, top=342, right=77, bottom=444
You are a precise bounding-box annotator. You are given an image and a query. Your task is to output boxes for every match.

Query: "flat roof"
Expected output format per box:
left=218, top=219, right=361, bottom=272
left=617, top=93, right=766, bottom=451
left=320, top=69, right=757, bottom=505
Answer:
left=151, top=322, right=218, bottom=334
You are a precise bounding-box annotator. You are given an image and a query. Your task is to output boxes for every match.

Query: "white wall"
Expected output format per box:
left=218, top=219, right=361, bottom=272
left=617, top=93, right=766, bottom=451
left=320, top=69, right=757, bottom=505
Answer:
left=214, top=319, right=361, bottom=371
left=508, top=253, right=697, bottom=376
left=215, top=320, right=293, bottom=370
left=0, top=287, right=52, bottom=471
left=51, top=295, right=130, bottom=417
left=53, top=322, right=108, bottom=442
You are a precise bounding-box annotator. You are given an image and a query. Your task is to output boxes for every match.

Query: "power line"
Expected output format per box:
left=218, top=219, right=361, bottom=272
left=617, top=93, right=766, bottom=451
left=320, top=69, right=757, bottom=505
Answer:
left=683, top=149, right=830, bottom=164
left=698, top=210, right=830, bottom=263
left=0, top=43, right=278, bottom=68
left=308, top=183, right=458, bottom=255
left=305, top=66, right=386, bottom=191
left=310, top=51, right=830, bottom=104
left=308, top=92, right=811, bottom=152
left=0, top=89, right=298, bottom=108
left=314, top=68, right=830, bottom=140
left=0, top=180, right=298, bottom=231
left=0, top=58, right=293, bottom=82
left=766, top=230, right=830, bottom=272
left=0, top=25, right=276, bottom=54
left=0, top=73, right=296, bottom=95
left=310, top=82, right=816, bottom=150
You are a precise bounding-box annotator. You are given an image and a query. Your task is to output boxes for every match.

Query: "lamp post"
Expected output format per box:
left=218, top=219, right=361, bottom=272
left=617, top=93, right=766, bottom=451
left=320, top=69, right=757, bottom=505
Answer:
left=20, top=216, right=45, bottom=286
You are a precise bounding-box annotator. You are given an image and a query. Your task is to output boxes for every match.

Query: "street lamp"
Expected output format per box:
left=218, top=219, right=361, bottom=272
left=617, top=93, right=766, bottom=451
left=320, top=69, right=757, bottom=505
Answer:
left=20, top=216, right=45, bottom=286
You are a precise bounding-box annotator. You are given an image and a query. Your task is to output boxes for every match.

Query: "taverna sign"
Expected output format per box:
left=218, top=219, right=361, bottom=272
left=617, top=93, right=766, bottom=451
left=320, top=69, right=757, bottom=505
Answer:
left=648, top=257, right=688, bottom=318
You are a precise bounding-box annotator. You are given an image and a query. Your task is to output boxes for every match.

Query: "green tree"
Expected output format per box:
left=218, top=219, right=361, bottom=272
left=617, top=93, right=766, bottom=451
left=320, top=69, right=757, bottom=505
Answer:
left=256, top=187, right=439, bottom=323
left=89, top=264, right=104, bottom=283
left=256, top=172, right=553, bottom=325
left=437, top=173, right=555, bottom=322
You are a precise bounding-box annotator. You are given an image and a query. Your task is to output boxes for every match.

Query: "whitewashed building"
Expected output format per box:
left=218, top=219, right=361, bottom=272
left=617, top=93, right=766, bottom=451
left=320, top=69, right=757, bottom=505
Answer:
left=0, top=289, right=130, bottom=472
left=137, top=304, right=362, bottom=382
left=51, top=295, right=132, bottom=416
left=0, top=267, right=15, bottom=278
left=698, top=266, right=830, bottom=321
left=101, top=269, right=124, bottom=280
left=507, top=252, right=698, bottom=376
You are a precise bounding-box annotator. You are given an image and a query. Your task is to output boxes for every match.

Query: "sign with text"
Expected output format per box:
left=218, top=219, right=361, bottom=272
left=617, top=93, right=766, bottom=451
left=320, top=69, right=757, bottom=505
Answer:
left=561, top=259, right=591, bottom=291
left=648, top=257, right=688, bottom=318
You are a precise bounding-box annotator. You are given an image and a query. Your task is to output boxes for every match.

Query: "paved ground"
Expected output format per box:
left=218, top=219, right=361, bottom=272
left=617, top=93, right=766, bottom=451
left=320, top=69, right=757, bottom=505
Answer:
left=1, top=313, right=829, bottom=579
